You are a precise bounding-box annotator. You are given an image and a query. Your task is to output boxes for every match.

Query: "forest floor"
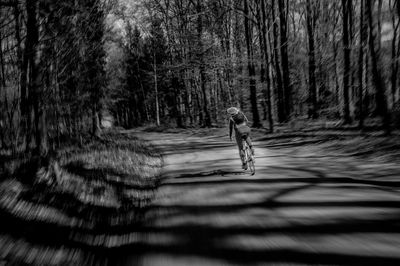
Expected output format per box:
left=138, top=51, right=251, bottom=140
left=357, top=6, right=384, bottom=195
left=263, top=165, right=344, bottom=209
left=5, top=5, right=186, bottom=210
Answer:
left=1, top=125, right=400, bottom=265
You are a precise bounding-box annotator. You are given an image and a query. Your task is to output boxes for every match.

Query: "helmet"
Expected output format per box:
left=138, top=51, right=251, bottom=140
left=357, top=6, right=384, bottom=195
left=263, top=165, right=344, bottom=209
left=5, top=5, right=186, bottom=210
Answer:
left=227, top=107, right=239, bottom=115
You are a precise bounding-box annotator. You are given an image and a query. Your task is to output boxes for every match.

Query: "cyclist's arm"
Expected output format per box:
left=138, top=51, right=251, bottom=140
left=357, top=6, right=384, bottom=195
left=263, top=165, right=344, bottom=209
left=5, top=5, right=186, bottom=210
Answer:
left=243, top=112, right=249, bottom=123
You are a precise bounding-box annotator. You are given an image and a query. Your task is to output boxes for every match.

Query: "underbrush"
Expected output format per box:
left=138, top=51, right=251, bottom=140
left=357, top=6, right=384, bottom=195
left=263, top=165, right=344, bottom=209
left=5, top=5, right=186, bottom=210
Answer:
left=255, top=125, right=400, bottom=163
left=0, top=131, right=163, bottom=264
left=318, top=135, right=400, bottom=162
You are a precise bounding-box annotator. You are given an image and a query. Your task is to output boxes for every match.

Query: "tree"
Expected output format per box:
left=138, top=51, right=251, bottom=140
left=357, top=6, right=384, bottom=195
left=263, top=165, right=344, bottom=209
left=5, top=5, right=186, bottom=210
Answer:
left=243, top=0, right=261, bottom=128
left=278, top=0, right=292, bottom=120
left=271, top=0, right=285, bottom=123
left=260, top=0, right=273, bottom=132
left=82, top=0, right=106, bottom=136
left=148, top=18, right=167, bottom=126
left=196, top=0, right=211, bottom=127
left=366, top=0, right=390, bottom=133
left=358, top=0, right=367, bottom=128
left=390, top=0, right=400, bottom=106
left=306, top=0, right=318, bottom=119
left=25, top=0, right=47, bottom=154
left=342, top=0, right=352, bottom=124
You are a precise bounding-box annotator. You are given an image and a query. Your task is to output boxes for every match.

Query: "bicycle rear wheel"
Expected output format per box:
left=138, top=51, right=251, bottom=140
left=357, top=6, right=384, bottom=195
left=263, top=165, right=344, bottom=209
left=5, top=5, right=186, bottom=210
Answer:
left=243, top=143, right=255, bottom=175
left=247, top=149, right=255, bottom=175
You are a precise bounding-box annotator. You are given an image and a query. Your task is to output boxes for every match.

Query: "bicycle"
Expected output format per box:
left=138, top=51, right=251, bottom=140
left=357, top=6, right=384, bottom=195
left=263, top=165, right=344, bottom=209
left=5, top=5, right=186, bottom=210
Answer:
left=242, top=139, right=255, bottom=175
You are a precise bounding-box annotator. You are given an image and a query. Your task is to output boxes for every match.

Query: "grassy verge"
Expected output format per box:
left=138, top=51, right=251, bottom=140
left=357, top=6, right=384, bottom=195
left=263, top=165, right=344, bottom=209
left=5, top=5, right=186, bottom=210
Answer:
left=0, top=130, right=163, bottom=265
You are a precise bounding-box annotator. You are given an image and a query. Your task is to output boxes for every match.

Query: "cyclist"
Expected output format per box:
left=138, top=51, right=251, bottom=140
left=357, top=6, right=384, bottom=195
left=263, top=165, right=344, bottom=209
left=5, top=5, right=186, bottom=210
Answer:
left=227, top=107, right=255, bottom=170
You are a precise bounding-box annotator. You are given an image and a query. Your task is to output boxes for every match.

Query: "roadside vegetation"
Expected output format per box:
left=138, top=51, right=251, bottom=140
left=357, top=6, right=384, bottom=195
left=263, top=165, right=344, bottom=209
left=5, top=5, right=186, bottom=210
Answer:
left=0, top=131, right=163, bottom=265
left=256, top=119, right=400, bottom=163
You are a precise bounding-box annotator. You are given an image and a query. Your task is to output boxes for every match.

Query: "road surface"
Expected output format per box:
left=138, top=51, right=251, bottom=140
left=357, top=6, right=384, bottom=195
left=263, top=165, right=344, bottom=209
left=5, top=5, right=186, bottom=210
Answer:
left=126, top=131, right=400, bottom=266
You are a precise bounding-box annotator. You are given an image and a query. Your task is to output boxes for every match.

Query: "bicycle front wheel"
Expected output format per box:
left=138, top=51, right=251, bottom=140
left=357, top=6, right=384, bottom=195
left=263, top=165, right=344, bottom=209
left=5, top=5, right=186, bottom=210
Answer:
left=248, top=157, right=255, bottom=175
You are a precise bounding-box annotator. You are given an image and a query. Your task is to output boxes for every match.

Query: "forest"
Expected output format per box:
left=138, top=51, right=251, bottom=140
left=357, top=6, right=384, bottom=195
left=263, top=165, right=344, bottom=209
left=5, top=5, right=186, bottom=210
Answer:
left=1, top=0, right=400, bottom=155
left=2, top=1, right=400, bottom=265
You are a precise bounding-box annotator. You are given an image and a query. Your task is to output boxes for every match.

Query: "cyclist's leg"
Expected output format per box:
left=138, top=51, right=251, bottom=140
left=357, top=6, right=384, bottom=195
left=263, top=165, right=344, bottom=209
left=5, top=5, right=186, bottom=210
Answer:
left=240, top=125, right=254, bottom=156
left=235, top=129, right=246, bottom=168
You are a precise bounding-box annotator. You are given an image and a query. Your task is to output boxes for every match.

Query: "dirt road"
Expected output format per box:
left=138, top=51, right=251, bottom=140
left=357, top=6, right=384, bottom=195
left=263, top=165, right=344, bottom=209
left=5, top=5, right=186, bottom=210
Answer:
left=128, top=131, right=400, bottom=265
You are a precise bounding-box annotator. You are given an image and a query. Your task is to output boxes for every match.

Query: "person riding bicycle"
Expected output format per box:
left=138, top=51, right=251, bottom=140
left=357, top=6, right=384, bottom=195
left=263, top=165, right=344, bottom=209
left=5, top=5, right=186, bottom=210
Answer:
left=227, top=107, right=255, bottom=170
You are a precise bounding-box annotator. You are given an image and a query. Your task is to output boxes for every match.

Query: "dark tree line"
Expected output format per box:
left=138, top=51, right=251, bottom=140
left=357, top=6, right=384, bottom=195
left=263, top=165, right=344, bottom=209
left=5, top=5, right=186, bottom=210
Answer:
left=106, top=0, right=399, bottom=132
left=0, top=0, right=107, bottom=154
left=1, top=0, right=400, bottom=154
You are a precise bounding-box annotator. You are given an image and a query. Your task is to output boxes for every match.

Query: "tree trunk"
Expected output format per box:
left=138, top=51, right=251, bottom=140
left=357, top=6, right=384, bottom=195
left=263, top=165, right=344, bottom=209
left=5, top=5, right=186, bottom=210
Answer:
left=92, top=103, right=100, bottom=137
left=396, top=0, right=400, bottom=102
left=260, top=0, right=273, bottom=132
left=256, top=1, right=266, bottom=121
left=358, top=0, right=367, bottom=128
left=154, top=54, right=160, bottom=126
left=27, top=0, right=47, bottom=155
left=342, top=0, right=352, bottom=124
left=306, top=0, right=318, bottom=119
left=390, top=0, right=400, bottom=106
left=13, top=3, right=24, bottom=117
left=278, top=0, right=291, bottom=120
left=366, top=0, right=391, bottom=133
left=271, top=0, right=285, bottom=123
left=197, top=0, right=211, bottom=127
left=20, top=0, right=34, bottom=149
left=243, top=0, right=261, bottom=128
